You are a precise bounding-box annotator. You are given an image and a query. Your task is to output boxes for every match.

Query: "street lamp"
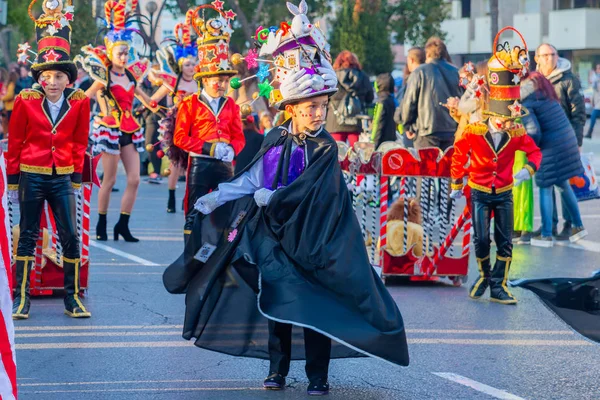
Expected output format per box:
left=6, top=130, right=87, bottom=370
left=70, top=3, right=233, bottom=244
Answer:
left=146, top=0, right=158, bottom=61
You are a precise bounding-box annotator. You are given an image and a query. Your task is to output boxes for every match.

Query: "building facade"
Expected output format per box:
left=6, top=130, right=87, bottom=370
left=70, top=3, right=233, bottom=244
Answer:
left=442, top=0, right=600, bottom=89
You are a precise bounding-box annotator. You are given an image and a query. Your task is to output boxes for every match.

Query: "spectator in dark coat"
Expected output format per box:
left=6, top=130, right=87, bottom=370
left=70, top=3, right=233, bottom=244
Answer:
left=235, top=115, right=264, bottom=174
left=394, top=47, right=425, bottom=148
left=534, top=43, right=586, bottom=239
left=372, top=73, right=397, bottom=149
left=400, top=37, right=462, bottom=150
left=325, top=51, right=374, bottom=147
left=520, top=72, right=586, bottom=246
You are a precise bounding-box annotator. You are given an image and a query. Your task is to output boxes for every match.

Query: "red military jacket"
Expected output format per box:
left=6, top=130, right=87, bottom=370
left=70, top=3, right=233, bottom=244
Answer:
left=173, top=94, right=245, bottom=157
left=6, top=87, right=91, bottom=190
left=451, top=121, right=542, bottom=194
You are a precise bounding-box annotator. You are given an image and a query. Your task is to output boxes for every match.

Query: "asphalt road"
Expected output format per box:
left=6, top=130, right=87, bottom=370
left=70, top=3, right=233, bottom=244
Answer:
left=12, top=136, right=600, bottom=400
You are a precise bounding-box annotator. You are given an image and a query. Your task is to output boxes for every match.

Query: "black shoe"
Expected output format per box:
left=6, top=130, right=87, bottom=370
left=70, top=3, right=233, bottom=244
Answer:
left=12, top=295, right=30, bottom=320
left=569, top=226, right=588, bottom=243
left=490, top=256, right=517, bottom=305
left=532, top=226, right=558, bottom=238
left=111, top=187, right=119, bottom=192
left=178, top=175, right=186, bottom=182
left=113, top=213, right=139, bottom=242
left=531, top=235, right=554, bottom=248
left=555, top=222, right=572, bottom=241
left=469, top=257, right=491, bottom=299
left=517, top=231, right=532, bottom=245
left=307, top=378, right=329, bottom=396
left=96, top=213, right=107, bottom=241
left=511, top=230, right=521, bottom=242
left=64, top=294, right=91, bottom=318
left=263, top=373, right=285, bottom=390
left=584, top=133, right=592, bottom=139
left=167, top=189, right=176, bottom=213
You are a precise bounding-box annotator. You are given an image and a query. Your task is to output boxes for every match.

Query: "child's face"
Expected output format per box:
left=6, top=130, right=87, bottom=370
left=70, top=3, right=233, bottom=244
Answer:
left=490, top=116, right=513, bottom=130
left=202, top=76, right=230, bottom=98
left=286, top=95, right=329, bottom=132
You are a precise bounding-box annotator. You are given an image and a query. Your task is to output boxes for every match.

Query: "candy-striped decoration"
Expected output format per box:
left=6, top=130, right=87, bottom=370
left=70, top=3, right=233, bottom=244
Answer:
left=379, top=176, right=388, bottom=267
left=432, top=207, right=471, bottom=267
left=82, top=184, right=91, bottom=264
left=105, top=0, right=126, bottom=31
left=400, top=177, right=409, bottom=254
left=462, top=216, right=472, bottom=256
left=426, top=179, right=435, bottom=256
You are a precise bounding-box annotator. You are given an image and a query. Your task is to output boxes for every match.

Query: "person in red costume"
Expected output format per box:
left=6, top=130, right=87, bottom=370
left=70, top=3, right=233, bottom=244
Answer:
left=78, top=0, right=158, bottom=243
left=172, top=4, right=245, bottom=242
left=450, top=36, right=542, bottom=305
left=8, top=0, right=91, bottom=319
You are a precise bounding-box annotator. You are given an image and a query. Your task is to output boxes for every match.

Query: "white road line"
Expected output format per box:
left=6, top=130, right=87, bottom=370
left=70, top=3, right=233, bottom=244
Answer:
left=92, top=272, right=163, bottom=276
left=117, top=236, right=183, bottom=241
left=20, top=387, right=263, bottom=394
left=433, top=372, right=526, bottom=400
left=19, top=379, right=256, bottom=387
left=89, top=240, right=160, bottom=266
left=15, top=325, right=183, bottom=331
left=555, top=239, right=600, bottom=253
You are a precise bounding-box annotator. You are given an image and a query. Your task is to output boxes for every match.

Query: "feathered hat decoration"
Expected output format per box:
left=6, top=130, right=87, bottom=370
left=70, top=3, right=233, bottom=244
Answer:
left=103, top=0, right=142, bottom=60
left=172, top=9, right=198, bottom=63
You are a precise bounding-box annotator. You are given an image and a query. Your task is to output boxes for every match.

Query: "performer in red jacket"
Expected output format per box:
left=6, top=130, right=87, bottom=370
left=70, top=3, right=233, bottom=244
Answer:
left=451, top=35, right=542, bottom=305
left=7, top=1, right=91, bottom=319
left=172, top=4, right=245, bottom=241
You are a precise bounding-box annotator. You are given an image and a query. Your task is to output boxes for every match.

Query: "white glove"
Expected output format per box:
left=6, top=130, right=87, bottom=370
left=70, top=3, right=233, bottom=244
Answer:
left=7, top=190, right=18, bottom=203
left=317, top=57, right=337, bottom=88
left=513, top=168, right=532, bottom=187
left=221, top=146, right=235, bottom=163
left=215, top=143, right=235, bottom=162
left=450, top=189, right=463, bottom=200
left=73, top=187, right=82, bottom=196
left=194, top=191, right=220, bottom=214
left=254, top=188, right=275, bottom=207
left=280, top=69, right=314, bottom=99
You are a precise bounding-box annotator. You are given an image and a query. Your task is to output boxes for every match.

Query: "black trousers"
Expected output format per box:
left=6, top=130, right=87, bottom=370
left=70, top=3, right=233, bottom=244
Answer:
left=268, top=320, right=331, bottom=381
left=184, top=157, right=232, bottom=232
left=471, top=188, right=513, bottom=260
left=17, top=172, right=79, bottom=259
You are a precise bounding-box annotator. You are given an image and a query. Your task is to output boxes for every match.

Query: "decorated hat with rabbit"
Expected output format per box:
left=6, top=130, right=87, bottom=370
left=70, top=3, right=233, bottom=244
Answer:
left=192, top=1, right=238, bottom=80
left=228, top=0, right=337, bottom=111
left=485, top=26, right=530, bottom=119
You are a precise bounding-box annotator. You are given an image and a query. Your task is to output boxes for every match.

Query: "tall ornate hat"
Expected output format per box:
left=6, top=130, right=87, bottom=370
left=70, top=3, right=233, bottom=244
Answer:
left=192, top=1, right=237, bottom=80
left=104, top=0, right=140, bottom=60
left=485, top=26, right=529, bottom=119
left=153, top=9, right=198, bottom=91
left=228, top=0, right=337, bottom=111
left=21, top=0, right=78, bottom=83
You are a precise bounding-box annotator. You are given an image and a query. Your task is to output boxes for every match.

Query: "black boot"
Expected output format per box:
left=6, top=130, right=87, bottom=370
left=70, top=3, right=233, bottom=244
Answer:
left=263, top=372, right=286, bottom=390
left=12, top=256, right=33, bottom=320
left=307, top=378, right=330, bottom=396
left=167, top=189, right=176, bottom=213
left=490, top=255, right=517, bottom=305
left=469, top=256, right=491, bottom=299
left=96, top=213, right=107, bottom=241
left=63, top=257, right=91, bottom=318
left=113, top=213, right=139, bottom=242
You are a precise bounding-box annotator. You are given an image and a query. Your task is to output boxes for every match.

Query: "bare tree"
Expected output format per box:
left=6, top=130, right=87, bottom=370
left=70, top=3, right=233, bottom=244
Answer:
left=490, top=0, right=499, bottom=46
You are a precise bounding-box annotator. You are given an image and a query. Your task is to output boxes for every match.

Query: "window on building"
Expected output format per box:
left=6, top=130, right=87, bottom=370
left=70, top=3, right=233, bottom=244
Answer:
left=521, top=0, right=540, bottom=13
left=461, top=0, right=471, bottom=18
left=556, top=0, right=600, bottom=8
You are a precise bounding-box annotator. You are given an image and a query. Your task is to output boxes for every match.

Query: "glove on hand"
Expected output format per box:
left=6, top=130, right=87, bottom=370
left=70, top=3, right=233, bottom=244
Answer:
left=280, top=69, right=314, bottom=99
left=450, top=189, right=463, bottom=200
left=254, top=188, right=275, bottom=207
left=7, top=190, right=18, bottom=203
left=194, top=191, right=220, bottom=214
left=513, top=168, right=532, bottom=187
left=221, top=146, right=235, bottom=163
left=214, top=143, right=233, bottom=161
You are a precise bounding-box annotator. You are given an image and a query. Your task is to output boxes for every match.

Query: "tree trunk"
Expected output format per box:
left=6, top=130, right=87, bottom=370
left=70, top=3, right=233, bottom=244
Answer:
left=0, top=28, right=16, bottom=67
left=490, top=0, right=499, bottom=47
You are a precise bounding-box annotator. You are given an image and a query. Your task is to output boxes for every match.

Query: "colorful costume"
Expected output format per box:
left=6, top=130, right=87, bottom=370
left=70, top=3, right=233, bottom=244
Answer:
left=78, top=0, right=150, bottom=155
left=8, top=0, right=91, bottom=319
left=451, top=28, right=542, bottom=304
left=164, top=1, right=408, bottom=395
left=171, top=3, right=244, bottom=239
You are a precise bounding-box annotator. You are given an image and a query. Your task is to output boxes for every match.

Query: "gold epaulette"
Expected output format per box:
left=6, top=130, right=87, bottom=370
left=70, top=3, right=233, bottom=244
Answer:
left=508, top=125, right=526, bottom=137
left=463, top=122, right=488, bottom=136
left=69, top=89, right=87, bottom=101
left=183, top=94, right=195, bottom=102
left=19, top=90, right=43, bottom=101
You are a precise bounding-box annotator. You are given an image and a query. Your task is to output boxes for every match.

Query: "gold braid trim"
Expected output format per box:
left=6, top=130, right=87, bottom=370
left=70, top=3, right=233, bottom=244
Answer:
left=508, top=126, right=526, bottom=137
left=463, top=122, right=488, bottom=136
left=451, top=182, right=464, bottom=190
left=68, top=89, right=87, bottom=101
left=524, top=164, right=535, bottom=176
left=7, top=184, right=19, bottom=191
left=19, top=90, right=43, bottom=100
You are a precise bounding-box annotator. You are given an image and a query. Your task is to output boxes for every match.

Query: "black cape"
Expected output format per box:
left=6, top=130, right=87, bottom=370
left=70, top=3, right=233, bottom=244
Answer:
left=163, top=124, right=409, bottom=366
left=512, top=273, right=600, bottom=343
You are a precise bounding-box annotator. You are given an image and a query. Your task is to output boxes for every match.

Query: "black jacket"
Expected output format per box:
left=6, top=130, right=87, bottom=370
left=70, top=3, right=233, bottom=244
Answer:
left=541, top=58, right=586, bottom=147
left=325, top=68, right=374, bottom=133
left=235, top=128, right=264, bottom=174
left=400, top=60, right=461, bottom=137
left=372, top=73, right=397, bottom=149
left=521, top=81, right=583, bottom=188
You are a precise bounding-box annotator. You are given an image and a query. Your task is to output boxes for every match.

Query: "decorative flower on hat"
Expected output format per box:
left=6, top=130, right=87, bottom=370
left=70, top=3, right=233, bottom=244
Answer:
left=508, top=100, right=523, bottom=117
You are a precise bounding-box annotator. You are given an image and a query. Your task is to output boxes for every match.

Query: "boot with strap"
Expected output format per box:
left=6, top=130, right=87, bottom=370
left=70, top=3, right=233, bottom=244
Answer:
left=63, top=257, right=91, bottom=318
left=12, top=256, right=33, bottom=319
left=490, top=255, right=517, bottom=305
left=113, top=213, right=139, bottom=242
left=469, top=256, right=491, bottom=299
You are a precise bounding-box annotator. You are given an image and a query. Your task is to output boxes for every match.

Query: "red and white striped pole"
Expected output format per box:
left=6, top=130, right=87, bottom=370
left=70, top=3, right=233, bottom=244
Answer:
left=461, top=215, right=472, bottom=257
left=379, top=176, right=388, bottom=267
left=82, top=183, right=91, bottom=264
left=431, top=207, right=471, bottom=268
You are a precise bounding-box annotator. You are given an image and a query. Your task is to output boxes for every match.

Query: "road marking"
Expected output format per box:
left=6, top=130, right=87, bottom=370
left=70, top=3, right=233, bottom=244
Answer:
left=15, top=325, right=183, bottom=331
left=16, top=338, right=591, bottom=350
left=555, top=239, right=600, bottom=253
left=19, top=379, right=256, bottom=387
left=20, top=387, right=263, bottom=394
left=407, top=329, right=573, bottom=335
left=117, top=236, right=183, bottom=241
left=92, top=272, right=163, bottom=276
left=534, top=214, right=600, bottom=220
left=89, top=240, right=160, bottom=266
left=433, top=372, right=525, bottom=400
left=94, top=263, right=169, bottom=266
left=16, top=331, right=181, bottom=338
left=412, top=338, right=590, bottom=346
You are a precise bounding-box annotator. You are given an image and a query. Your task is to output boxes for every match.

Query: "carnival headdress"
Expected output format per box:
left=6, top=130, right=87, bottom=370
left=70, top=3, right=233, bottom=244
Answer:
left=191, top=1, right=237, bottom=80
left=18, top=0, right=78, bottom=83
left=103, top=0, right=141, bottom=60
left=228, top=0, right=337, bottom=111
left=485, top=26, right=529, bottom=119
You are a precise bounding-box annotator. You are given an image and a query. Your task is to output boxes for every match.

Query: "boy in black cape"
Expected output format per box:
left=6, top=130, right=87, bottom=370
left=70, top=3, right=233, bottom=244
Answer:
left=163, top=0, right=409, bottom=396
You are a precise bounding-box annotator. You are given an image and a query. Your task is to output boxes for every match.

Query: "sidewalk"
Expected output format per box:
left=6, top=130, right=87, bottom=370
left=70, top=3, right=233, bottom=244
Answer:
left=582, top=119, right=600, bottom=172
